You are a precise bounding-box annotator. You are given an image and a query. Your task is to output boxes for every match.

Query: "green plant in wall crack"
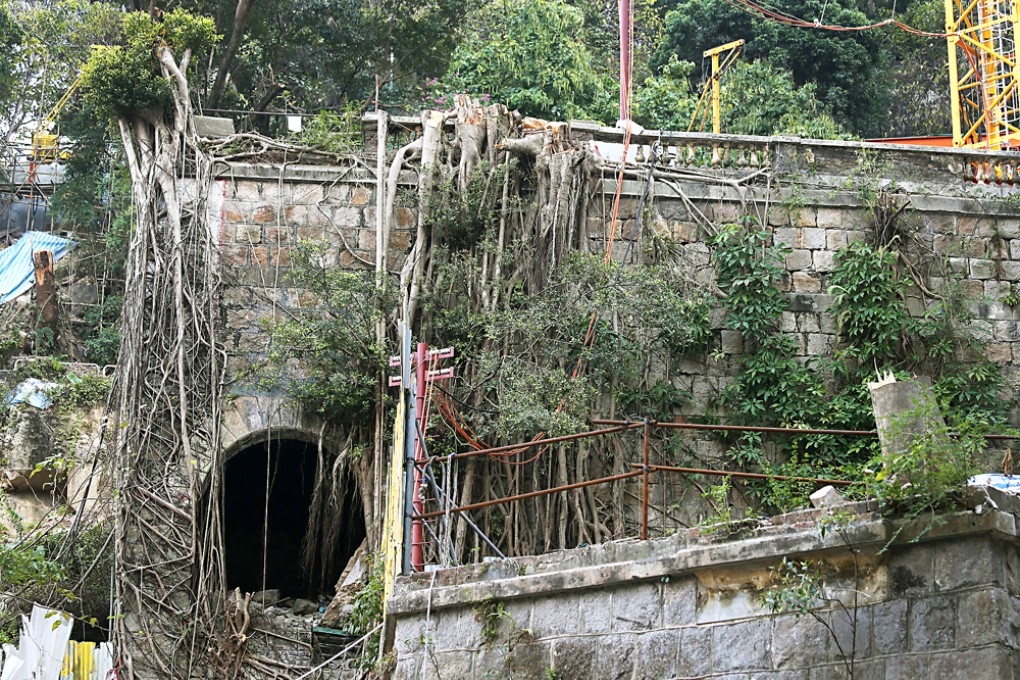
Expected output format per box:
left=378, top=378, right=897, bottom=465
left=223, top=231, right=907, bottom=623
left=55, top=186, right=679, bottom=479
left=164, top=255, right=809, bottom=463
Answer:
left=762, top=555, right=859, bottom=679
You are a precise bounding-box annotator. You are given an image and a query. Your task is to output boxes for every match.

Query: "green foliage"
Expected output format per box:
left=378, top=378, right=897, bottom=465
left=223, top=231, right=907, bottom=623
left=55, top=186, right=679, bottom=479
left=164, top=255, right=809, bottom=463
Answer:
left=865, top=398, right=986, bottom=530
left=712, top=223, right=788, bottom=339
left=653, top=0, right=888, bottom=133
left=436, top=0, right=611, bottom=120
left=80, top=9, right=219, bottom=119
left=829, top=242, right=908, bottom=368
left=55, top=373, right=112, bottom=409
left=295, top=107, right=362, bottom=154
left=713, top=222, right=824, bottom=432
left=698, top=478, right=734, bottom=527
left=475, top=597, right=513, bottom=647
left=257, top=242, right=388, bottom=424
left=349, top=554, right=384, bottom=664
left=0, top=1, right=21, bottom=105
left=761, top=557, right=822, bottom=615
left=634, top=57, right=845, bottom=137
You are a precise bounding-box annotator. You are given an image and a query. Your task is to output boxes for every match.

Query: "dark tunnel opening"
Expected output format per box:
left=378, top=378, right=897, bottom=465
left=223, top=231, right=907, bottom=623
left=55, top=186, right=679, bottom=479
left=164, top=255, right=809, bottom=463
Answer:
left=222, top=438, right=365, bottom=599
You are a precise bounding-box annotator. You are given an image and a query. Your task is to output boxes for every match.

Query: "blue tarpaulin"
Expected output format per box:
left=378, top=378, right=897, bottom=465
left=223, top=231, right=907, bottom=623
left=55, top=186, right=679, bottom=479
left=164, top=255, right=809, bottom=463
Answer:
left=0, top=232, right=75, bottom=304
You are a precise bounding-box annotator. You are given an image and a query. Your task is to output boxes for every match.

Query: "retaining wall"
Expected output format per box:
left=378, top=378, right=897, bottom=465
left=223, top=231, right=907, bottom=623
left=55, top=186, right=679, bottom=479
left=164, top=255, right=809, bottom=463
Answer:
left=387, top=487, right=1020, bottom=679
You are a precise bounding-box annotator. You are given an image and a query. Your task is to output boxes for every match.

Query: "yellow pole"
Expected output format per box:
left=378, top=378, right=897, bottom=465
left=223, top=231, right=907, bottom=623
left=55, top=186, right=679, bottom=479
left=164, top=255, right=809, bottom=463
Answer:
left=945, top=0, right=963, bottom=146
left=711, top=53, right=721, bottom=134
left=701, top=39, right=744, bottom=135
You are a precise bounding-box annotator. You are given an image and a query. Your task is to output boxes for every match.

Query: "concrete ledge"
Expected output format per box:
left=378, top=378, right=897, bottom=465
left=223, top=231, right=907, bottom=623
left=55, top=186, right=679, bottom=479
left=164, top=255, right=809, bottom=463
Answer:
left=389, top=508, right=1018, bottom=616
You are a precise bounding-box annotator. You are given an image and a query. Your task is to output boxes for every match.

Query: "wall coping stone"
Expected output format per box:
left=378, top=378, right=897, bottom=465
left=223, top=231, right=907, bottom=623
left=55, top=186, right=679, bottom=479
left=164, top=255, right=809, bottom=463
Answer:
left=388, top=490, right=1020, bottom=618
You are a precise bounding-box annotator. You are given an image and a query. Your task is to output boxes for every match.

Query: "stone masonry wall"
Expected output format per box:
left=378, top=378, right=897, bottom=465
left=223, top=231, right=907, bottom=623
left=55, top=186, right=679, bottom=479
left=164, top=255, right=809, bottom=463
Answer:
left=209, top=130, right=1020, bottom=425
left=387, top=486, right=1020, bottom=679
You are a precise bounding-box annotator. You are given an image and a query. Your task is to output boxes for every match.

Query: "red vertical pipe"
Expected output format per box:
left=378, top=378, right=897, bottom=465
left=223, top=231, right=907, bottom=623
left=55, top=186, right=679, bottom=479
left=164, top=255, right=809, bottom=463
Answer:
left=641, top=419, right=650, bottom=540
left=411, top=342, right=428, bottom=571
left=619, top=0, right=631, bottom=120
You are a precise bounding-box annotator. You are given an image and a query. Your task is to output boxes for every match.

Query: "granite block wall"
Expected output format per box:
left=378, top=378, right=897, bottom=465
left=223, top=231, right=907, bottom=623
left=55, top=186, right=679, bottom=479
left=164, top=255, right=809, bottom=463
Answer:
left=387, top=490, right=1020, bottom=679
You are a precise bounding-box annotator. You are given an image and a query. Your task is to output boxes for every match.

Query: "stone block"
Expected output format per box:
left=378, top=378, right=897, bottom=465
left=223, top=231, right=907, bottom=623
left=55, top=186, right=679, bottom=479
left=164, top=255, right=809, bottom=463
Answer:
left=532, top=594, right=578, bottom=637
left=815, top=207, right=845, bottom=229
left=786, top=249, right=813, bottom=270
left=807, top=333, right=832, bottom=356
left=264, top=226, right=292, bottom=244
left=578, top=589, right=612, bottom=634
left=986, top=343, right=1013, bottom=363
left=883, top=652, right=929, bottom=679
left=323, top=183, right=350, bottom=203
left=390, top=230, right=413, bottom=251
left=395, top=207, right=417, bottom=229
left=431, top=650, right=473, bottom=676
left=596, top=633, right=638, bottom=680
left=662, top=576, right=696, bottom=626
left=889, top=544, right=933, bottom=597
left=234, top=224, right=262, bottom=243
left=792, top=272, right=822, bottom=293
left=234, top=181, right=260, bottom=201
left=826, top=230, right=848, bottom=250
left=252, top=204, right=278, bottom=223
left=612, top=583, right=660, bottom=631
left=997, top=219, right=1020, bottom=238
left=935, top=536, right=1004, bottom=590
left=506, top=640, right=553, bottom=678
left=787, top=207, right=814, bottom=228
left=928, top=646, right=1014, bottom=680
left=1000, top=260, right=1020, bottom=280
left=956, top=587, right=1011, bottom=647
left=333, top=206, right=364, bottom=228
left=721, top=330, right=744, bottom=355
left=633, top=630, right=679, bottom=679
left=781, top=312, right=798, bottom=333
left=909, top=596, right=955, bottom=651
left=971, top=258, right=996, bottom=279
left=801, top=228, right=826, bottom=250
left=870, top=599, right=907, bottom=655
left=552, top=636, right=599, bottom=680
left=799, top=314, right=821, bottom=333
left=677, top=626, right=713, bottom=678
left=828, top=606, right=871, bottom=660
left=712, top=619, right=771, bottom=672
left=358, top=229, right=378, bottom=250
left=772, top=613, right=830, bottom=668
left=813, top=250, right=835, bottom=272
left=350, top=186, right=372, bottom=206
left=774, top=228, right=799, bottom=249
left=434, top=610, right=481, bottom=651
left=291, top=185, right=324, bottom=205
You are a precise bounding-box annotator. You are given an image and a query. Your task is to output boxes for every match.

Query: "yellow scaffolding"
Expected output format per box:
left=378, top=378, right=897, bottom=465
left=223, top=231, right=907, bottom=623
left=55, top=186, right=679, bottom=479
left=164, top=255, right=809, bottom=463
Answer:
left=946, top=0, right=1020, bottom=147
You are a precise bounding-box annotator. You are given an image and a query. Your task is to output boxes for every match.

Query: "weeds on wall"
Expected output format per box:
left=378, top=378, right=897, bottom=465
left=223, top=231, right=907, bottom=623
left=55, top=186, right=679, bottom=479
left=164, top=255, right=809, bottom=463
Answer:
left=711, top=211, right=1011, bottom=512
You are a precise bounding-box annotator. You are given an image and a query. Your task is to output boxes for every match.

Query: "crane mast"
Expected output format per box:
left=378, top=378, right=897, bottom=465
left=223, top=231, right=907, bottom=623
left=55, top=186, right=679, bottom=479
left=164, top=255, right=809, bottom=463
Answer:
left=946, top=0, right=1020, bottom=147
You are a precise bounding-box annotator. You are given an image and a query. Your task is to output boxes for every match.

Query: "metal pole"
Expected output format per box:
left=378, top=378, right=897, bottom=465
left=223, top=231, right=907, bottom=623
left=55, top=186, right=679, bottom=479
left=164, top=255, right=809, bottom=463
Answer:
left=417, top=470, right=643, bottom=520
left=400, top=380, right=417, bottom=575
left=591, top=418, right=876, bottom=437
left=711, top=52, right=721, bottom=134
left=633, top=463, right=855, bottom=487
left=641, top=419, right=651, bottom=540
left=423, top=422, right=643, bottom=465
left=619, top=0, right=631, bottom=120
left=411, top=342, right=428, bottom=572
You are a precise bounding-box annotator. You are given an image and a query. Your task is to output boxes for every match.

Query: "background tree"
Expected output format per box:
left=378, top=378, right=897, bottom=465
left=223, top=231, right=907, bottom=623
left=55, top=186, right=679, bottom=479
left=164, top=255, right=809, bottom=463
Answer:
left=3, top=0, right=121, bottom=141
left=633, top=57, right=846, bottom=137
left=435, top=0, right=613, bottom=120
left=653, top=0, right=889, bottom=134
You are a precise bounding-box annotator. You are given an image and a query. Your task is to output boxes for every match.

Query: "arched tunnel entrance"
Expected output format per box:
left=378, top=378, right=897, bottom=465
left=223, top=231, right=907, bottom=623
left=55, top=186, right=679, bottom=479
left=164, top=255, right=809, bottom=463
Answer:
left=222, top=437, right=365, bottom=599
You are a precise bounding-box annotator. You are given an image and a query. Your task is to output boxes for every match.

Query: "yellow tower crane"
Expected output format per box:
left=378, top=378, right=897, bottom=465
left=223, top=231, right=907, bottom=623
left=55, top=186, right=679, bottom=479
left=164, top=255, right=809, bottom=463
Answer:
left=946, top=0, right=1020, bottom=148
left=31, top=72, right=84, bottom=162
